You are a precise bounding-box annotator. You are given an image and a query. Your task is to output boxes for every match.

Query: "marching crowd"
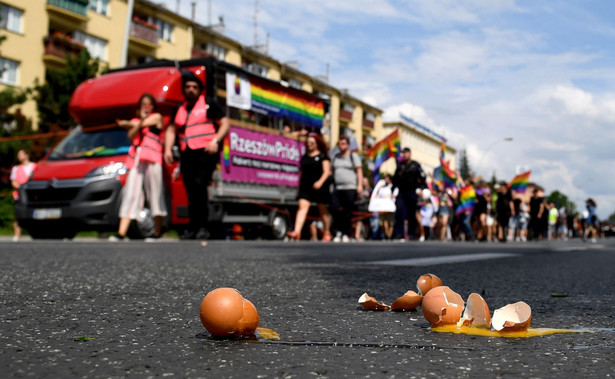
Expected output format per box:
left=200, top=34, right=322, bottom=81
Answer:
left=288, top=137, right=603, bottom=244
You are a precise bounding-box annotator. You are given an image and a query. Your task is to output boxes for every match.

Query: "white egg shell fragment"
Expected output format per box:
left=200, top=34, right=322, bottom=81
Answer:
left=458, top=293, right=491, bottom=328
left=491, top=301, right=532, bottom=331
left=358, top=293, right=391, bottom=311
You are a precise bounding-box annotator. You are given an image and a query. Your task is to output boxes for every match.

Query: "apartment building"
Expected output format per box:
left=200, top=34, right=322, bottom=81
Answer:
left=0, top=0, right=384, bottom=153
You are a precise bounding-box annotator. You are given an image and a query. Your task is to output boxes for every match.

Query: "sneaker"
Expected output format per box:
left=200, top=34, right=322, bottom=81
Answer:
left=591, top=238, right=597, bottom=243
left=195, top=228, right=210, bottom=240
left=180, top=230, right=195, bottom=240
left=145, top=235, right=161, bottom=243
left=12, top=236, right=19, bottom=242
left=108, top=234, right=125, bottom=242
left=333, top=232, right=342, bottom=243
left=419, top=235, right=425, bottom=242
left=321, top=233, right=332, bottom=242
left=341, top=235, right=350, bottom=243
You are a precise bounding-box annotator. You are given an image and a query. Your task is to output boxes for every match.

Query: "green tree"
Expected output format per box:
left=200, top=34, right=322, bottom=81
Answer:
left=546, top=190, right=575, bottom=213
left=459, top=149, right=472, bottom=181
left=31, top=49, right=100, bottom=133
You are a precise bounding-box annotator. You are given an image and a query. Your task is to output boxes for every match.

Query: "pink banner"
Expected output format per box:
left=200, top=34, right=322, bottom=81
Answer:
left=220, top=125, right=305, bottom=186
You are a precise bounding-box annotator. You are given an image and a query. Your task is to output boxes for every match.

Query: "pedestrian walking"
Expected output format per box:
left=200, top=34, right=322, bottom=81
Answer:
left=112, top=93, right=167, bottom=241
left=164, top=71, right=230, bottom=240
left=392, top=147, right=426, bottom=241
left=287, top=133, right=332, bottom=241
left=10, top=149, right=37, bottom=241
left=330, top=135, right=363, bottom=242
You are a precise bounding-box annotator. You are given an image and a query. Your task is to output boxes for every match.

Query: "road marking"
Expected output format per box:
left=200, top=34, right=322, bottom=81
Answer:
left=365, top=252, right=519, bottom=266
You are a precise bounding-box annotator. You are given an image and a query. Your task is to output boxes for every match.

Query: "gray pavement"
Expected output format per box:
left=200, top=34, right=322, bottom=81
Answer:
left=1, top=238, right=614, bottom=377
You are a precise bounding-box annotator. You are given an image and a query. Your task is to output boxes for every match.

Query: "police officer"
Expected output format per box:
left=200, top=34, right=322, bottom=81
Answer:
left=392, top=147, right=426, bottom=241
left=164, top=70, right=230, bottom=239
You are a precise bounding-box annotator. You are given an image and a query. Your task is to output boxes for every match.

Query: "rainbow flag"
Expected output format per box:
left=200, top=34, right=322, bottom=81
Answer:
left=434, top=139, right=456, bottom=187
left=508, top=171, right=531, bottom=193
left=222, top=135, right=231, bottom=169
left=455, top=185, right=477, bottom=215
left=434, top=165, right=456, bottom=188
left=439, top=140, right=446, bottom=161
left=250, top=79, right=324, bottom=128
left=367, top=129, right=401, bottom=179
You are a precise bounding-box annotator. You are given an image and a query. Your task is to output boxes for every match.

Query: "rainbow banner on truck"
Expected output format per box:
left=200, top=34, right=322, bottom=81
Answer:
left=250, top=79, right=325, bottom=129
left=220, top=125, right=306, bottom=187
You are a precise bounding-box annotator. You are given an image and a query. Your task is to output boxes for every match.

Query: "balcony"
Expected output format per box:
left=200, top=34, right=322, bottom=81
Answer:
left=339, top=109, right=353, bottom=121
left=362, top=118, right=374, bottom=129
left=129, top=20, right=158, bottom=49
left=43, top=33, right=84, bottom=67
left=47, top=0, right=88, bottom=22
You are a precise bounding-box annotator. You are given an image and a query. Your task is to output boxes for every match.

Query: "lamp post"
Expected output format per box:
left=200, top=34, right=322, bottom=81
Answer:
left=478, top=137, right=513, bottom=176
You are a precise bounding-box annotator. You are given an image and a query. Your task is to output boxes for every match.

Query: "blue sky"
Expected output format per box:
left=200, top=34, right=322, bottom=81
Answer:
left=165, top=0, right=615, bottom=217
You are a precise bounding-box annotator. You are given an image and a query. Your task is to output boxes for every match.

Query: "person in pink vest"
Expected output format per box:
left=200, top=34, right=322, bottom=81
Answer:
left=164, top=70, right=229, bottom=240
left=10, top=149, right=37, bottom=241
left=111, top=93, right=167, bottom=241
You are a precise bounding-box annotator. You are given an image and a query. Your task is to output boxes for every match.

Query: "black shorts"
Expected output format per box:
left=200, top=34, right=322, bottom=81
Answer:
left=298, top=183, right=331, bottom=205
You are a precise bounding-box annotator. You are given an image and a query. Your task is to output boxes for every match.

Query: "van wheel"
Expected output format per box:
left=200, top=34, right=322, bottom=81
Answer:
left=268, top=212, right=289, bottom=240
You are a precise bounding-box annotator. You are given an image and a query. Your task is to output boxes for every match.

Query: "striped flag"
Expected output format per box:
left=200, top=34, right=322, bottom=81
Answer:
left=508, top=171, right=531, bottom=193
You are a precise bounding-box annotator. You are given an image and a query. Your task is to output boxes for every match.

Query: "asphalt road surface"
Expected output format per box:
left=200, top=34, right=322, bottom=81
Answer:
left=1, top=238, right=614, bottom=377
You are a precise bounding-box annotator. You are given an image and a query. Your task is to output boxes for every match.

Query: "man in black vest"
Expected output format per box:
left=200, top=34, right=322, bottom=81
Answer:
left=164, top=71, right=229, bottom=240
left=392, top=147, right=426, bottom=241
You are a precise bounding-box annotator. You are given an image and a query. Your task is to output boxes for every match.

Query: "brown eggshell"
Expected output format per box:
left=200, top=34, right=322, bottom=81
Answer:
left=358, top=293, right=390, bottom=311
left=200, top=288, right=245, bottom=337
left=491, top=301, right=532, bottom=332
left=390, top=290, right=423, bottom=311
left=235, top=299, right=260, bottom=337
left=459, top=293, right=491, bottom=328
left=416, top=273, right=443, bottom=296
left=421, top=286, right=465, bottom=327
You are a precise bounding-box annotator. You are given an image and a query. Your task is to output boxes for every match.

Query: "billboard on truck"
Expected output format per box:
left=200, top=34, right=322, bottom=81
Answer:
left=15, top=57, right=327, bottom=240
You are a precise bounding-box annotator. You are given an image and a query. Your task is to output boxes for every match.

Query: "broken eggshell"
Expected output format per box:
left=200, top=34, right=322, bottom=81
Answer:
left=458, top=293, right=491, bottom=328
left=358, top=293, right=391, bottom=311
left=390, top=290, right=423, bottom=311
left=491, top=301, right=532, bottom=332
left=421, top=286, right=465, bottom=327
left=199, top=287, right=260, bottom=337
left=416, top=273, right=443, bottom=296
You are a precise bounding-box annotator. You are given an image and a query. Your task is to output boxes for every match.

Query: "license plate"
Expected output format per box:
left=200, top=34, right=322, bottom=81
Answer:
left=32, top=208, right=62, bottom=220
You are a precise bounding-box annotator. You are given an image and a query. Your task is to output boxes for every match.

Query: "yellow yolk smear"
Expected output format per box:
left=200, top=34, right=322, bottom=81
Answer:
left=255, top=327, right=281, bottom=341
left=431, top=325, right=591, bottom=338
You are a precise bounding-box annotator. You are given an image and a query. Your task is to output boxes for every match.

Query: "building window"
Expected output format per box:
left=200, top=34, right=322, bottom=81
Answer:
left=0, top=3, right=23, bottom=33
left=342, top=103, right=355, bottom=113
left=0, top=57, right=19, bottom=85
left=287, top=78, right=302, bottom=89
left=365, top=112, right=375, bottom=122
left=207, top=43, right=226, bottom=60
left=73, top=31, right=107, bottom=61
left=243, top=61, right=268, bottom=77
left=149, top=17, right=173, bottom=42
left=88, top=0, right=109, bottom=16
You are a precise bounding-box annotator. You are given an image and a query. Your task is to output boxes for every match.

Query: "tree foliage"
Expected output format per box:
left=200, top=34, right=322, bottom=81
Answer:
left=459, top=149, right=472, bottom=181
left=546, top=190, right=576, bottom=213
left=31, top=49, right=100, bottom=133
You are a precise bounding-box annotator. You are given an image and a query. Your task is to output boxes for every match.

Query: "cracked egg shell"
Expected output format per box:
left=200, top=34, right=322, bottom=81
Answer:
left=421, top=286, right=465, bottom=327
left=492, top=301, right=532, bottom=332
left=458, top=293, right=491, bottom=328
left=358, top=293, right=390, bottom=310
left=234, top=299, right=260, bottom=337
left=200, top=288, right=259, bottom=337
left=417, top=273, right=443, bottom=296
left=391, top=290, right=423, bottom=311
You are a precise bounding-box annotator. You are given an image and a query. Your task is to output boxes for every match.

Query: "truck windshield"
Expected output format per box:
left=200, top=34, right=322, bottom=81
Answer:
left=48, top=126, right=132, bottom=160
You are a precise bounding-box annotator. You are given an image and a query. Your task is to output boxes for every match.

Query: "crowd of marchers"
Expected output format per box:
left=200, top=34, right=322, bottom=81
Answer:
left=286, top=137, right=603, bottom=244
